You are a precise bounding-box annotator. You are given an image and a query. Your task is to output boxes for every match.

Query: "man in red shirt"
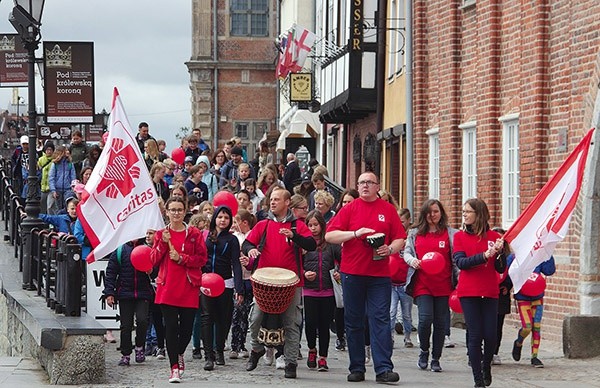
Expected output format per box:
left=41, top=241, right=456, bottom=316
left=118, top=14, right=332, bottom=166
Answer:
left=242, top=187, right=316, bottom=379
left=326, top=172, right=406, bottom=384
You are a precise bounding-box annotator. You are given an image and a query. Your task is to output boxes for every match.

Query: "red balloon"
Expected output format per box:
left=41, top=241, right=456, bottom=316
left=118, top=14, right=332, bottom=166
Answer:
left=449, top=290, right=463, bottom=313
left=388, top=254, right=407, bottom=280
left=130, top=245, right=153, bottom=272
left=201, top=273, right=225, bottom=297
left=171, top=147, right=186, bottom=165
left=420, top=251, right=445, bottom=275
left=213, top=191, right=239, bottom=215
left=519, top=272, right=546, bottom=296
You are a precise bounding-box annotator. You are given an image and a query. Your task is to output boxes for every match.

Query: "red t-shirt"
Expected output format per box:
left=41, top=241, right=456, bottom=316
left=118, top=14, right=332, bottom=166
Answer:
left=412, top=229, right=452, bottom=297
left=327, top=198, right=406, bottom=277
left=245, top=218, right=312, bottom=287
left=454, top=230, right=502, bottom=298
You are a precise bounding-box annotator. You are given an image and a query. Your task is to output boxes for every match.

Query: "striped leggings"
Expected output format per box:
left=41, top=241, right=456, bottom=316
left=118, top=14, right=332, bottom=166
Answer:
left=516, top=299, right=544, bottom=358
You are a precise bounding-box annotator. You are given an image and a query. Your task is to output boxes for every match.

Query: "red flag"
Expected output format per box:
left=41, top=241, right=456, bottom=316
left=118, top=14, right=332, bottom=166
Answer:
left=77, top=88, right=165, bottom=263
left=504, top=128, right=595, bottom=292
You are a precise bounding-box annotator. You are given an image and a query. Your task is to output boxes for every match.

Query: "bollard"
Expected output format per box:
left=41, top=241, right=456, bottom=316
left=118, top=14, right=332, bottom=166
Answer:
left=63, top=236, right=82, bottom=317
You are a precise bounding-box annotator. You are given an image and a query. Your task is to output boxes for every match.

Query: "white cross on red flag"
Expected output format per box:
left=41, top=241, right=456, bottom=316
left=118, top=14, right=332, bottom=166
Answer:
left=77, top=88, right=165, bottom=263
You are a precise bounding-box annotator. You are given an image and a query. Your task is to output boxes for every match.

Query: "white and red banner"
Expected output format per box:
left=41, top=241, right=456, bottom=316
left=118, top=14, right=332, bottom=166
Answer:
left=504, top=128, right=595, bottom=293
left=77, top=88, right=165, bottom=263
left=276, top=24, right=316, bottom=79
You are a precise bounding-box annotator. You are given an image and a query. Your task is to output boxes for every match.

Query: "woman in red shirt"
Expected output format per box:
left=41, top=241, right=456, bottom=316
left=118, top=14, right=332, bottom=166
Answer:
left=453, top=198, right=505, bottom=388
left=150, top=197, right=208, bottom=383
left=404, top=199, right=457, bottom=373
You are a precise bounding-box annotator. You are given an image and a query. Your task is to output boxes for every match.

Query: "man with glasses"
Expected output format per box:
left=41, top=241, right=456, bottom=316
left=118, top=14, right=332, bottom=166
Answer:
left=325, top=171, right=406, bottom=384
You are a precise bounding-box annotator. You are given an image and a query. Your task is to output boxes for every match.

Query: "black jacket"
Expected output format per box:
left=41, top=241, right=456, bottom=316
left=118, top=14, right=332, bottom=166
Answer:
left=283, top=160, right=301, bottom=193
left=103, top=242, right=154, bottom=301
left=303, top=243, right=341, bottom=291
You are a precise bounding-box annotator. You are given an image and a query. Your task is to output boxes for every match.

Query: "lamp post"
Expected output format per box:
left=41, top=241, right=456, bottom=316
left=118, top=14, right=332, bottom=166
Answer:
left=9, top=0, right=46, bottom=290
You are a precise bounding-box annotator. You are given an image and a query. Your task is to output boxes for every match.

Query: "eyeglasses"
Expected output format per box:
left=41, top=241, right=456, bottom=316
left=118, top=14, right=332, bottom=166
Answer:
left=462, top=210, right=475, bottom=214
left=357, top=180, right=378, bottom=187
left=168, top=208, right=185, bottom=213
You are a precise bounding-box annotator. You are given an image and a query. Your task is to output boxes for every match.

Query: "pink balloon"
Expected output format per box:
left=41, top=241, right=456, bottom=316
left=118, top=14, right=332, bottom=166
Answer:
left=420, top=251, right=445, bottom=275
left=130, top=245, right=152, bottom=272
left=519, top=272, right=546, bottom=296
left=171, top=147, right=186, bottom=165
left=213, top=191, right=239, bottom=215
left=201, top=273, right=225, bottom=297
left=449, top=290, right=463, bottom=313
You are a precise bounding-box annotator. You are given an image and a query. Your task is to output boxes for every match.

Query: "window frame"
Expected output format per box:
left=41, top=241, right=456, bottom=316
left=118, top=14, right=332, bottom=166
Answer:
left=459, top=121, right=477, bottom=202
left=500, top=113, right=520, bottom=229
left=426, top=127, right=440, bottom=199
left=230, top=0, right=269, bottom=37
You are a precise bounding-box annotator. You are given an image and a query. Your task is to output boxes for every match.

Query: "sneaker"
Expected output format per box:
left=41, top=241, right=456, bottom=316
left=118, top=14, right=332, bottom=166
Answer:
left=276, top=355, right=286, bottom=370
left=241, top=349, right=250, bottom=358
left=229, top=350, right=239, bottom=359
left=169, top=365, right=181, bottom=383
left=376, top=371, right=400, bottom=383
left=512, top=340, right=522, bottom=361
left=492, top=354, right=501, bottom=365
left=444, top=336, right=455, bottom=348
left=365, top=345, right=371, bottom=365
left=145, top=345, right=156, bottom=356
left=418, top=351, right=429, bottom=370
left=307, top=349, right=317, bottom=369
left=263, top=347, right=274, bottom=366
left=118, top=355, right=130, bottom=366
left=394, top=322, right=403, bottom=335
left=430, top=359, right=442, bottom=372
left=412, top=325, right=417, bottom=332
left=284, top=363, right=297, bottom=378
left=531, top=357, right=544, bottom=368
left=192, top=347, right=203, bottom=360
left=317, top=357, right=328, bottom=372
left=347, top=371, right=365, bottom=382
left=404, top=338, right=414, bottom=348
left=335, top=338, right=346, bottom=351
left=156, top=348, right=166, bottom=360
left=246, top=348, right=266, bottom=371
left=178, top=354, right=185, bottom=376
left=215, top=351, right=225, bottom=366
left=134, top=346, right=145, bottom=363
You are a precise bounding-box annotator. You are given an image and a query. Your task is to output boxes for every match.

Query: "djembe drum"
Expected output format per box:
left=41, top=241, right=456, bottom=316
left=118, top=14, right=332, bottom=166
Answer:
left=250, top=267, right=299, bottom=346
left=366, top=232, right=386, bottom=260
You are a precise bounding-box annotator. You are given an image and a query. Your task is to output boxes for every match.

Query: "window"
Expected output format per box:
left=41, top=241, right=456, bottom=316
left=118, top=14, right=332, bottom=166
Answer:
left=460, top=121, right=477, bottom=201
left=230, top=0, right=269, bottom=37
left=234, top=122, right=249, bottom=139
left=387, top=0, right=397, bottom=80
left=252, top=122, right=269, bottom=138
left=501, top=115, right=520, bottom=228
left=427, top=127, right=440, bottom=199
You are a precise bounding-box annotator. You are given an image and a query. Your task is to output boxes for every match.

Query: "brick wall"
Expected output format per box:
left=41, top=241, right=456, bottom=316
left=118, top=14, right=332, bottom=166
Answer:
left=413, top=0, right=600, bottom=340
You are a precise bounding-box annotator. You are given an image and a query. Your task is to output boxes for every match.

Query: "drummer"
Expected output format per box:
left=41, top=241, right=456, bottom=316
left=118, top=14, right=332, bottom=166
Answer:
left=325, top=171, right=406, bottom=384
left=241, top=186, right=316, bottom=379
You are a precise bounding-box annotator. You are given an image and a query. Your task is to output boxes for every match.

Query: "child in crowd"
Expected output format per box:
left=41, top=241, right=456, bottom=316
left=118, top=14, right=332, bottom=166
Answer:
left=180, top=157, right=194, bottom=180
left=244, top=178, right=263, bottom=214
left=235, top=190, right=253, bottom=213
left=238, top=163, right=251, bottom=189
left=163, top=159, right=176, bottom=187
left=103, top=240, right=154, bottom=366
left=39, top=198, right=79, bottom=234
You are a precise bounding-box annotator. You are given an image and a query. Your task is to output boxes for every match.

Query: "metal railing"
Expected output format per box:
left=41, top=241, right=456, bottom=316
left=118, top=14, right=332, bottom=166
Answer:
left=0, top=157, right=83, bottom=316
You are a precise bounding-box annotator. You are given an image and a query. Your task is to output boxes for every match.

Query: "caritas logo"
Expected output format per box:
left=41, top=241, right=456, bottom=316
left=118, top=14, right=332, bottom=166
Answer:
left=96, top=138, right=141, bottom=199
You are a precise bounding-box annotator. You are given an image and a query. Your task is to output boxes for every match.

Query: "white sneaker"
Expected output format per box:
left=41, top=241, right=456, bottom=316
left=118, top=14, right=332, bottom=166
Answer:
left=168, top=367, right=181, bottom=383
left=263, top=347, right=274, bottom=366
left=444, top=335, right=455, bottom=348
left=275, top=355, right=285, bottom=369
left=365, top=345, right=371, bottom=365
left=492, top=354, right=502, bottom=365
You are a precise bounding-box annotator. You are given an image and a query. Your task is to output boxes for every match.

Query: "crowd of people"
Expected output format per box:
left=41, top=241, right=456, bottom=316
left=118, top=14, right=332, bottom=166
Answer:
left=9, top=125, right=556, bottom=387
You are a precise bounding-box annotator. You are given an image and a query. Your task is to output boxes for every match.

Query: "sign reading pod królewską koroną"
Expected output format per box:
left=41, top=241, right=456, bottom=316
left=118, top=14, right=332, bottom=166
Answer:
left=0, top=34, right=28, bottom=87
left=43, top=41, right=95, bottom=124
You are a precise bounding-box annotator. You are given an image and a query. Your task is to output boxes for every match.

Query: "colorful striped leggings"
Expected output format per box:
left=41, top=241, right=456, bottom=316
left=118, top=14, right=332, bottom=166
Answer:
left=516, top=299, right=544, bottom=358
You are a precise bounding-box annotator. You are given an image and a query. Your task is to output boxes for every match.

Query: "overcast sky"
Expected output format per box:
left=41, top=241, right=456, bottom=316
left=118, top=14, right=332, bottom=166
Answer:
left=0, top=0, right=192, bottom=151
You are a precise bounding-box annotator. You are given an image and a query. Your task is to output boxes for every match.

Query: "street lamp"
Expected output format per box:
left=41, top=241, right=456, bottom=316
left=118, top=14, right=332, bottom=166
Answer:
left=9, top=0, right=46, bottom=290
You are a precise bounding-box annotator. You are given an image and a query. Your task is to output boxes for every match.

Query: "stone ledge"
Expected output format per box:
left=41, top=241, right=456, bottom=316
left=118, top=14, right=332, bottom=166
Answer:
left=563, top=314, right=600, bottom=358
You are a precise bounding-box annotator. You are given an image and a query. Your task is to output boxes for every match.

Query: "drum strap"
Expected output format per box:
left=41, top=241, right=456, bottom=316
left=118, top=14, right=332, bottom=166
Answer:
left=251, top=220, right=270, bottom=273
left=290, top=220, right=302, bottom=280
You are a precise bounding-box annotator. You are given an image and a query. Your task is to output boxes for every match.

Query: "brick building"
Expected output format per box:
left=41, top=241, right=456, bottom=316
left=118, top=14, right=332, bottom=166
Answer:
left=187, top=0, right=278, bottom=158
left=413, top=0, right=600, bottom=339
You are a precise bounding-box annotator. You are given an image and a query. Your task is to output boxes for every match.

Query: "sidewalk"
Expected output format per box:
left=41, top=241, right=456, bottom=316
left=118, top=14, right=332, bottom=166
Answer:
left=1, top=324, right=599, bottom=387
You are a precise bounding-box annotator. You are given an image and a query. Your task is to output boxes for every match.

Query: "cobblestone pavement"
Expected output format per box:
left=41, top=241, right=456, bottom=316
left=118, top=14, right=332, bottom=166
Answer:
left=2, top=323, right=600, bottom=387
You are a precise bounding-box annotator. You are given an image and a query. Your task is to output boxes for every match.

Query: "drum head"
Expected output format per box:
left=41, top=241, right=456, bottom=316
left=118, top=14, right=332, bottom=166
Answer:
left=251, top=267, right=299, bottom=286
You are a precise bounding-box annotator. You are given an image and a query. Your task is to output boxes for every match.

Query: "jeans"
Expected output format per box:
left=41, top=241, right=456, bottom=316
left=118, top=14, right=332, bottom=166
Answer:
left=118, top=299, right=149, bottom=356
left=415, top=295, right=448, bottom=360
left=249, top=287, right=302, bottom=366
left=390, top=285, right=413, bottom=339
left=192, top=295, right=202, bottom=349
left=342, top=273, right=394, bottom=375
left=461, top=297, right=498, bottom=381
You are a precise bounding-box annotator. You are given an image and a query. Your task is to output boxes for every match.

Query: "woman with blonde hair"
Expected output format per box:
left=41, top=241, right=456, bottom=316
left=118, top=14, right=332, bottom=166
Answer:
left=314, top=190, right=336, bottom=223
left=145, top=138, right=166, bottom=170
left=257, top=168, right=279, bottom=195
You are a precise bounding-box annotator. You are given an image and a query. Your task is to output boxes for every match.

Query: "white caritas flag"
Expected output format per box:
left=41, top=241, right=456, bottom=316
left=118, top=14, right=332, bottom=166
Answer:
left=290, top=24, right=316, bottom=71
left=77, top=88, right=165, bottom=263
left=504, top=128, right=595, bottom=293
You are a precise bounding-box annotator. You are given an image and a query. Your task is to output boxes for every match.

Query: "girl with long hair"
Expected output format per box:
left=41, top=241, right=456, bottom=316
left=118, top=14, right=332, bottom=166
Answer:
left=48, top=145, right=76, bottom=215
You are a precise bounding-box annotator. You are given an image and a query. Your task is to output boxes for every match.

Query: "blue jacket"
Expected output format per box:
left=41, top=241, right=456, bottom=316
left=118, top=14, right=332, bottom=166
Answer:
left=196, top=155, right=218, bottom=200
left=73, top=219, right=91, bottom=261
left=102, top=243, right=154, bottom=301
left=39, top=213, right=77, bottom=234
left=507, top=254, right=556, bottom=301
left=49, top=158, right=76, bottom=192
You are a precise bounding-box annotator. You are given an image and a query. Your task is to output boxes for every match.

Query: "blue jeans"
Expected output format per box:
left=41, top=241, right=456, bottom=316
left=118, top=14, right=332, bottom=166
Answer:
left=342, top=273, right=394, bottom=375
left=461, top=297, right=498, bottom=381
left=390, top=285, right=413, bottom=339
left=415, top=295, right=449, bottom=360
